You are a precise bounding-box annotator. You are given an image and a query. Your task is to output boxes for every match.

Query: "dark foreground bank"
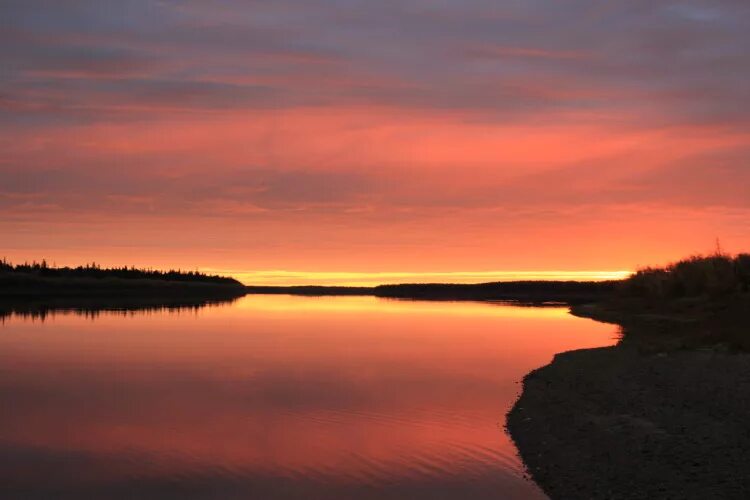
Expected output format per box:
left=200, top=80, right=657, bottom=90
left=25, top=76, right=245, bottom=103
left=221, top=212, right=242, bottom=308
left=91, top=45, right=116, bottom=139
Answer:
left=507, top=254, right=750, bottom=500
left=508, top=340, right=750, bottom=499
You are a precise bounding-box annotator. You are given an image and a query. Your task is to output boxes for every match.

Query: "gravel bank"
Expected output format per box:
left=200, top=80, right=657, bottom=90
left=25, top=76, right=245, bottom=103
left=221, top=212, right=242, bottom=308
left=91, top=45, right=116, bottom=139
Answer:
left=508, top=345, right=750, bottom=499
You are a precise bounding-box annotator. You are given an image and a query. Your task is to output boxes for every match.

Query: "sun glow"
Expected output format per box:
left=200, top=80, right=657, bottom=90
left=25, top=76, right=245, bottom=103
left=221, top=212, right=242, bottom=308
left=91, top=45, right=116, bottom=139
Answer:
left=232, top=294, right=573, bottom=318
left=205, top=269, right=632, bottom=286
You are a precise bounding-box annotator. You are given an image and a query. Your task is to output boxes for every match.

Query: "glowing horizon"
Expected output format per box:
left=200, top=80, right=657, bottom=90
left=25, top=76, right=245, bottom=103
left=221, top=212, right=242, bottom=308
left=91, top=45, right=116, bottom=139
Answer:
left=209, top=269, right=632, bottom=287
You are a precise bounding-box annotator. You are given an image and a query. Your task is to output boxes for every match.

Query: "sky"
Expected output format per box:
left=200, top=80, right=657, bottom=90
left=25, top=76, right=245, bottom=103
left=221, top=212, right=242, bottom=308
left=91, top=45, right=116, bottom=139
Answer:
left=2, top=0, right=749, bottom=285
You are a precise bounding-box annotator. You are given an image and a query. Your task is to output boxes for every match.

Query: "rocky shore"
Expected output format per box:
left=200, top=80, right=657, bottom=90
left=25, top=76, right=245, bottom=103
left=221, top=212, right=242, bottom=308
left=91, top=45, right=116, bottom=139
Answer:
left=507, top=303, right=750, bottom=499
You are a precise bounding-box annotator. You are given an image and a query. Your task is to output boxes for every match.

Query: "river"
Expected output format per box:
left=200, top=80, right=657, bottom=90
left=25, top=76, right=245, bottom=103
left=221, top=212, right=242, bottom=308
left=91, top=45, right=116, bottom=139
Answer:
left=0, top=295, right=616, bottom=499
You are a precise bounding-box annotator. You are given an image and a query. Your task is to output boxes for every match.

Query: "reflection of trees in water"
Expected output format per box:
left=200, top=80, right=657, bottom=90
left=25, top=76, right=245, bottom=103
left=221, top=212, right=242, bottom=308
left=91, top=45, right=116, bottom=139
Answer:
left=0, top=297, right=239, bottom=323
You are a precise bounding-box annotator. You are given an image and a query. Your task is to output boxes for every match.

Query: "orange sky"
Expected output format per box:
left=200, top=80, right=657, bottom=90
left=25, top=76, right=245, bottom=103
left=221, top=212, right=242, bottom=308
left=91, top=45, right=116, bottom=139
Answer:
left=2, top=1, right=749, bottom=284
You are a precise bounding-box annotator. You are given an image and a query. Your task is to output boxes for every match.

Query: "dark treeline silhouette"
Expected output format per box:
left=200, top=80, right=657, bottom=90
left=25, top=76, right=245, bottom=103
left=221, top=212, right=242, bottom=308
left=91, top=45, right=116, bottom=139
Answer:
left=619, top=253, right=750, bottom=299
left=0, top=258, right=239, bottom=284
left=1, top=259, right=244, bottom=299
left=373, top=280, right=617, bottom=302
left=246, top=280, right=618, bottom=303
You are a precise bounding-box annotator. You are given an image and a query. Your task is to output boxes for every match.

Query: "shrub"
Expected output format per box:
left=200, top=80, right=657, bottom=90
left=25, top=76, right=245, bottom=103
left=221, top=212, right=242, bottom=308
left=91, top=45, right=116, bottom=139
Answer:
left=736, top=254, right=750, bottom=292
left=620, top=268, right=672, bottom=299
left=622, top=253, right=749, bottom=299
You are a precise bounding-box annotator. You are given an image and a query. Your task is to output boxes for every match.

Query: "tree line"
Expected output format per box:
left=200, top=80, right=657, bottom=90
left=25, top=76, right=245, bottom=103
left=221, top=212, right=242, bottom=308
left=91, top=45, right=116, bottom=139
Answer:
left=0, top=259, right=240, bottom=285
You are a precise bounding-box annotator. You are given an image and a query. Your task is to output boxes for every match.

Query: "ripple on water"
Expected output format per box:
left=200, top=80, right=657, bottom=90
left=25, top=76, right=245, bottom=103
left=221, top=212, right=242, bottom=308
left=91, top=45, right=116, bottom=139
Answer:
left=0, top=296, right=617, bottom=499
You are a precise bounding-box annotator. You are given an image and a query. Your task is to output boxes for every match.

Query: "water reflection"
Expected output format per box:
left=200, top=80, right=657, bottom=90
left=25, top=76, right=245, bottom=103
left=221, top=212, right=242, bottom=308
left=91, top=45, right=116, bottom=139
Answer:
left=0, top=296, right=239, bottom=322
left=0, top=295, right=616, bottom=499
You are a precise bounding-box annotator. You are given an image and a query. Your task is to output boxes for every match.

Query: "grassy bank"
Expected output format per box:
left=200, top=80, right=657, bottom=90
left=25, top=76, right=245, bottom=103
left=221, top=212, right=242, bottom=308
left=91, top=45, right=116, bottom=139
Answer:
left=575, top=252, right=750, bottom=351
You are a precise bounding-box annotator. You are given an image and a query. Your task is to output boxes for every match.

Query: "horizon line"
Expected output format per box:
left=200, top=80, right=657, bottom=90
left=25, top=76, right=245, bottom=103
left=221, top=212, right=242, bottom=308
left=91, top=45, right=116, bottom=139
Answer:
left=202, top=269, right=633, bottom=287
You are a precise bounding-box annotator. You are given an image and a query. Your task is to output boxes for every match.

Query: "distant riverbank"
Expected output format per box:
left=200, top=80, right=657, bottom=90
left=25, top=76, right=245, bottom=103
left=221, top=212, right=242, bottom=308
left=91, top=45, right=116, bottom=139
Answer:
left=508, top=253, right=750, bottom=499
left=0, top=262, right=246, bottom=300
left=246, top=280, right=616, bottom=304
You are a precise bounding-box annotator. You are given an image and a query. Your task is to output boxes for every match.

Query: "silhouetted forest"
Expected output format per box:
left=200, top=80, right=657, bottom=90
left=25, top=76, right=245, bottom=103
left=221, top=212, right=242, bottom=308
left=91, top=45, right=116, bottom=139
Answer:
left=0, top=259, right=239, bottom=284
left=0, top=259, right=244, bottom=298
left=373, top=280, right=617, bottom=302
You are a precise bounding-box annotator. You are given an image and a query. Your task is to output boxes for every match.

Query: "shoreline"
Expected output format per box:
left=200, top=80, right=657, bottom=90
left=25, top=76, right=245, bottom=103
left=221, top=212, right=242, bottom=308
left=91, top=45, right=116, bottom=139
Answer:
left=507, top=302, right=750, bottom=499
left=246, top=281, right=615, bottom=304
left=0, top=274, right=246, bottom=299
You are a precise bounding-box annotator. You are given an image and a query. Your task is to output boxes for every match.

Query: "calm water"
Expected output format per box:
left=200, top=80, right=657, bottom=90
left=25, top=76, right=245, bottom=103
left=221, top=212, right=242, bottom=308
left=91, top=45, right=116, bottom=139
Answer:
left=0, top=295, right=616, bottom=499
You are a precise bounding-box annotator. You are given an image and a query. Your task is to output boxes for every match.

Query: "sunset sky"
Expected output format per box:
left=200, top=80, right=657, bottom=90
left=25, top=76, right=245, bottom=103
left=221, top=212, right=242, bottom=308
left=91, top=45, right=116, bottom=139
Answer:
left=2, top=1, right=749, bottom=285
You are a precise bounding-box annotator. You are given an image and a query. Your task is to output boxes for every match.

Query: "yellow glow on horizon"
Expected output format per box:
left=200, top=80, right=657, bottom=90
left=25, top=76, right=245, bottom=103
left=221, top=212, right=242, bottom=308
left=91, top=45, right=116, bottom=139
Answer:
left=232, top=294, right=572, bottom=318
left=202, top=269, right=632, bottom=286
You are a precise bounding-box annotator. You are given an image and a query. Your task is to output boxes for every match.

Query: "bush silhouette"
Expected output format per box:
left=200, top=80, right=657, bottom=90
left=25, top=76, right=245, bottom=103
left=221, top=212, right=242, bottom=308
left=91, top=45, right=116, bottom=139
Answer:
left=621, top=253, right=750, bottom=299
